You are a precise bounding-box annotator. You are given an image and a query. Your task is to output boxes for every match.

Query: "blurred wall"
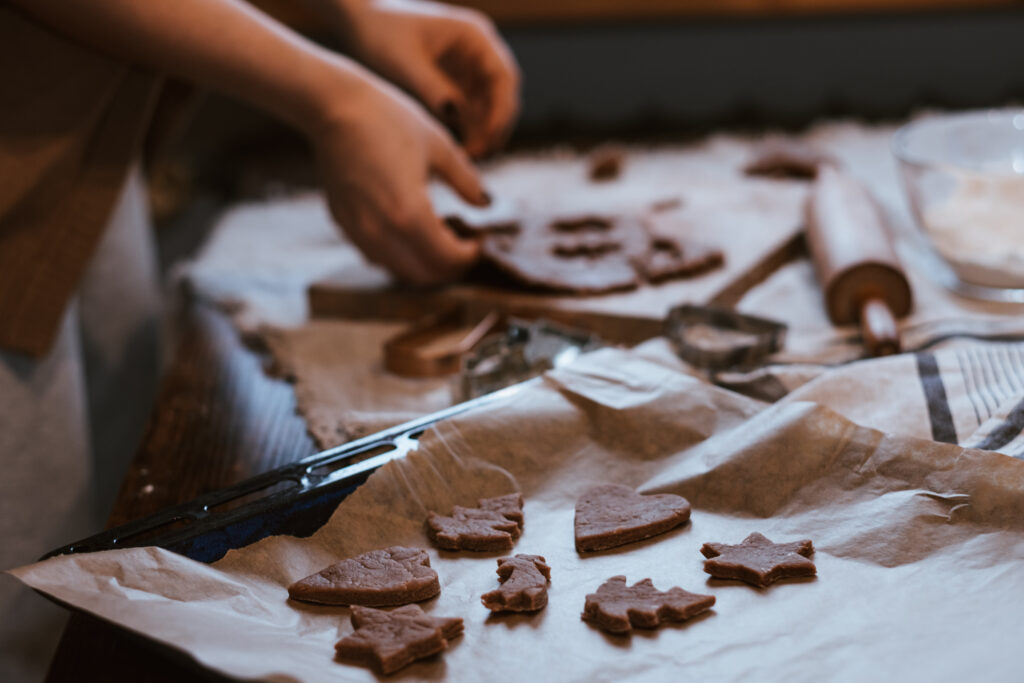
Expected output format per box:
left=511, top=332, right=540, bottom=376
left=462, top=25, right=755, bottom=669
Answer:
left=503, top=8, right=1024, bottom=132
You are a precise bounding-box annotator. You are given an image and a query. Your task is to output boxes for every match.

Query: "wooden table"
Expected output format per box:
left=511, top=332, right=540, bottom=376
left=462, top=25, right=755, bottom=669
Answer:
left=45, top=297, right=316, bottom=683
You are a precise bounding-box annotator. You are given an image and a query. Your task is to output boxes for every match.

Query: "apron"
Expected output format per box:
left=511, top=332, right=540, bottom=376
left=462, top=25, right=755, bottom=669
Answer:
left=0, top=7, right=160, bottom=357
left=0, top=9, right=162, bottom=682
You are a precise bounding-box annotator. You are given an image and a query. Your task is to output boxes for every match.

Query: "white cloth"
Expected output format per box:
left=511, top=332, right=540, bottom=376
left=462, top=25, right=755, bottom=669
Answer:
left=0, top=168, right=161, bottom=683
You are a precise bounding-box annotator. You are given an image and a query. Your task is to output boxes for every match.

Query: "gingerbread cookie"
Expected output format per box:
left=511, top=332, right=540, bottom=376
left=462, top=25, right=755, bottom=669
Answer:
left=478, top=493, right=525, bottom=529
left=582, top=575, right=715, bottom=634
left=288, top=546, right=439, bottom=607
left=743, top=138, right=838, bottom=180
left=700, top=532, right=816, bottom=587
left=335, top=604, right=463, bottom=675
left=427, top=493, right=524, bottom=552
left=481, top=554, right=551, bottom=613
left=574, top=484, right=691, bottom=552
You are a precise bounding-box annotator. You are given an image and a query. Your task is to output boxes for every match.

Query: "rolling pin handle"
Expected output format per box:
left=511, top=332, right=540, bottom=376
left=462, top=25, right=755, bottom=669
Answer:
left=860, top=296, right=901, bottom=357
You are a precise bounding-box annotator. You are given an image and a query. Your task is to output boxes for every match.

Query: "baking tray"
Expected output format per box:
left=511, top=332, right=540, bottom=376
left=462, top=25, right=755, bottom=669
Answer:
left=42, top=384, right=527, bottom=565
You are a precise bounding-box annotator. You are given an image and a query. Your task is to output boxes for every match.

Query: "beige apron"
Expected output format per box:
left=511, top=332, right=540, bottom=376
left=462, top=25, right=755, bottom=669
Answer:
left=0, top=7, right=159, bottom=357
left=0, top=9, right=162, bottom=682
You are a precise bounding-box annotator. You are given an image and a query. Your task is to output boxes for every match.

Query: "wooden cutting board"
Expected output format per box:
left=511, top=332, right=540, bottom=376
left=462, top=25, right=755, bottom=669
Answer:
left=308, top=145, right=810, bottom=342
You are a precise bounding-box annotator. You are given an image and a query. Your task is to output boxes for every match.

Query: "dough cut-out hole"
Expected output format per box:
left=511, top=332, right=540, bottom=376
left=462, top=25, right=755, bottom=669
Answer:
left=651, top=237, right=682, bottom=257
left=551, top=217, right=613, bottom=232
left=552, top=241, right=621, bottom=258
left=445, top=216, right=520, bottom=237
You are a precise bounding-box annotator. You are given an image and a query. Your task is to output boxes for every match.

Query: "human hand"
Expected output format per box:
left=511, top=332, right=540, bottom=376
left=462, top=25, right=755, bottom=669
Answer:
left=330, top=0, right=520, bottom=158
left=312, top=69, right=490, bottom=285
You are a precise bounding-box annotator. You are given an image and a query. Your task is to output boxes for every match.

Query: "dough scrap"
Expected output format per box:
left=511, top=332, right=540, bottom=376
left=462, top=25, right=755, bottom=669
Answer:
left=588, top=144, right=625, bottom=181
left=743, top=138, right=838, bottom=180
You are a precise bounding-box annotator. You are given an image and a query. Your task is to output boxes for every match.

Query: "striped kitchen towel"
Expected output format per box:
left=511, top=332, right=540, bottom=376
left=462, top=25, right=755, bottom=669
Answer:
left=775, top=341, right=1024, bottom=458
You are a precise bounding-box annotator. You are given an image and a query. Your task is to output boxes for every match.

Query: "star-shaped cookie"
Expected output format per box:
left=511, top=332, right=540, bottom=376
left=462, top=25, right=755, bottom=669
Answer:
left=700, top=532, right=816, bottom=587
left=582, top=575, right=715, bottom=634
left=481, top=554, right=551, bottom=612
left=287, top=546, right=439, bottom=606
left=335, top=604, right=463, bottom=675
left=574, top=484, right=691, bottom=552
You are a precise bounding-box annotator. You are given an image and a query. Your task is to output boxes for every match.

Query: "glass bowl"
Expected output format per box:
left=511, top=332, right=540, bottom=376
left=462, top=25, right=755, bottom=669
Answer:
left=893, top=108, right=1024, bottom=300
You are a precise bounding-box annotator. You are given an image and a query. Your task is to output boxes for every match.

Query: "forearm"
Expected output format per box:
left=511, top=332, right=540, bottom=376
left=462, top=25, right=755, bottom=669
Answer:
left=9, top=0, right=371, bottom=135
left=290, top=0, right=372, bottom=46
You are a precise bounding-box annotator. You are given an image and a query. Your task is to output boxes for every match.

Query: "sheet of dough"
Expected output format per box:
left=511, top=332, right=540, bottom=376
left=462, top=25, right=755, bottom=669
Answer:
left=11, top=348, right=1024, bottom=682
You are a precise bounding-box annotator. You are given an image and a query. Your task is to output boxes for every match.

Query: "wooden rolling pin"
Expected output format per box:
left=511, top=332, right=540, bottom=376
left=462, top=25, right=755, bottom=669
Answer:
left=805, top=165, right=912, bottom=356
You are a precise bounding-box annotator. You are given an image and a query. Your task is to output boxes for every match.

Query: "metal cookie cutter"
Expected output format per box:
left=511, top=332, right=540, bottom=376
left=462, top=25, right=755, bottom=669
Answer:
left=383, top=307, right=503, bottom=378
left=664, top=304, right=786, bottom=371
left=458, top=318, right=602, bottom=400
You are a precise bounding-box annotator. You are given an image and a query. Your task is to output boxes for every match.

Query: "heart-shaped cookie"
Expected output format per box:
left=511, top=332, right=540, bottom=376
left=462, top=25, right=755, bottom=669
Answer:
left=574, top=484, right=691, bottom=552
left=287, top=546, right=439, bottom=606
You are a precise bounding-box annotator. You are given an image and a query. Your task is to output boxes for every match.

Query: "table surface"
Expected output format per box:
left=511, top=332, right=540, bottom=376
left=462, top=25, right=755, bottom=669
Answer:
left=45, top=298, right=317, bottom=683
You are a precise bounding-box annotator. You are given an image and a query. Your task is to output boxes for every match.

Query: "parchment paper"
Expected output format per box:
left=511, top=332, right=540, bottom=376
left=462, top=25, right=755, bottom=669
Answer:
left=12, top=348, right=1024, bottom=682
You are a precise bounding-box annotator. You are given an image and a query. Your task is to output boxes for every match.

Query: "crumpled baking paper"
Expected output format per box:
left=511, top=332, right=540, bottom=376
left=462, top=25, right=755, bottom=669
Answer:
left=10, top=348, right=1024, bottom=682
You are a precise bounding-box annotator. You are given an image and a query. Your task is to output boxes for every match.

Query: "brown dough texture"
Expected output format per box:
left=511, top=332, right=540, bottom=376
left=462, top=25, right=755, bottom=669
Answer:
left=450, top=209, right=722, bottom=294
left=700, top=532, right=816, bottom=587
left=478, top=492, right=525, bottom=528
left=481, top=554, right=551, bottom=612
left=582, top=576, right=715, bottom=634
left=287, top=546, right=439, bottom=607
left=743, top=138, right=838, bottom=180
left=588, top=144, right=625, bottom=181
left=638, top=236, right=724, bottom=283
left=335, top=604, right=463, bottom=675
left=574, top=484, right=691, bottom=552
left=481, top=214, right=645, bottom=293
left=426, top=493, right=524, bottom=552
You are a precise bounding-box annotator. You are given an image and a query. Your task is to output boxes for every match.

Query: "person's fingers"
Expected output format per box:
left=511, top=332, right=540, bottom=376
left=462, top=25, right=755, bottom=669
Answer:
left=477, top=51, right=520, bottom=153
left=392, top=194, right=481, bottom=281
left=457, top=25, right=520, bottom=156
left=330, top=197, right=441, bottom=285
left=400, top=58, right=468, bottom=136
left=430, top=132, right=490, bottom=207
left=481, top=51, right=519, bottom=149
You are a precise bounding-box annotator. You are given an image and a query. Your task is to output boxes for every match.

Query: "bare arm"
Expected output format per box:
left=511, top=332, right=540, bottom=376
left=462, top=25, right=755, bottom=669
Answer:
left=9, top=0, right=490, bottom=284
left=297, top=0, right=520, bottom=158
left=10, top=0, right=353, bottom=135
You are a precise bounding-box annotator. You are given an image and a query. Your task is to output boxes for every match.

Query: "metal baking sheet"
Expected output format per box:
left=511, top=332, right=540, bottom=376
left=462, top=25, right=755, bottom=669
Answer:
left=43, top=384, right=529, bottom=564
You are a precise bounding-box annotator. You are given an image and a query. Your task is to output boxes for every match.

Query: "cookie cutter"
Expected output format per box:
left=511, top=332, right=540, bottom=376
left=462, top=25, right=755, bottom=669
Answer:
left=664, top=304, right=786, bottom=371
left=457, top=318, right=602, bottom=401
left=383, top=307, right=503, bottom=378
left=383, top=303, right=618, bottom=383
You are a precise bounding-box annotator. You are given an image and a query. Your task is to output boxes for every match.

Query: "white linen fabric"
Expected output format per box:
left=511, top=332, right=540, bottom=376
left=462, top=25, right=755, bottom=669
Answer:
left=0, top=169, right=161, bottom=683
